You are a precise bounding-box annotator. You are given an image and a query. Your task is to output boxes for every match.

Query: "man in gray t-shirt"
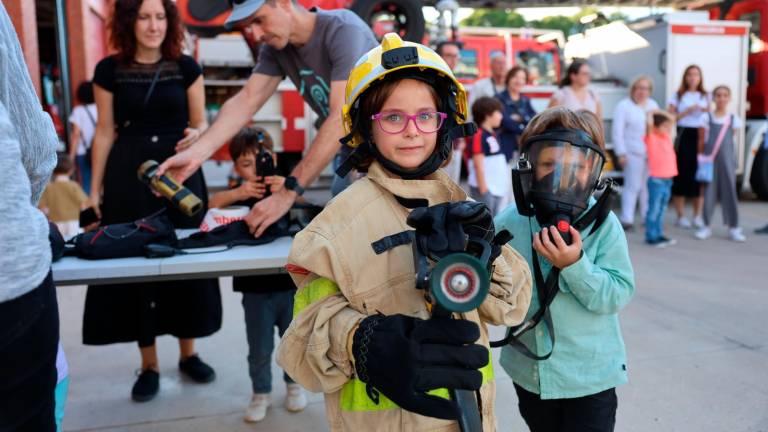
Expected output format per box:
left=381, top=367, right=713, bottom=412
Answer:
left=160, top=0, right=376, bottom=236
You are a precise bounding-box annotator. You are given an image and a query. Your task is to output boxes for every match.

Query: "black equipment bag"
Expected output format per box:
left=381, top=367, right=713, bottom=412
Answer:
left=67, top=210, right=177, bottom=260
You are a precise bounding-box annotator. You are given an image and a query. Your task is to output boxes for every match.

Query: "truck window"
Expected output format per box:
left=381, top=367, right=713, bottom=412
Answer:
left=455, top=48, right=479, bottom=81
left=739, top=11, right=764, bottom=54
left=516, top=50, right=557, bottom=85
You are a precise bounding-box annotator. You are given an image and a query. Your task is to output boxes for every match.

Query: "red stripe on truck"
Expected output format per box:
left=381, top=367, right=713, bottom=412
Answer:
left=670, top=24, right=748, bottom=36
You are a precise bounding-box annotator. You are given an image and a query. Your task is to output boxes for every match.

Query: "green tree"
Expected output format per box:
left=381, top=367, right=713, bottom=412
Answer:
left=461, top=7, right=629, bottom=36
left=461, top=9, right=527, bottom=28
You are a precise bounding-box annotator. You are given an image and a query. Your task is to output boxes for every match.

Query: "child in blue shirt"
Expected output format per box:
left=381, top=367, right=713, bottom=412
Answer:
left=495, top=107, right=635, bottom=432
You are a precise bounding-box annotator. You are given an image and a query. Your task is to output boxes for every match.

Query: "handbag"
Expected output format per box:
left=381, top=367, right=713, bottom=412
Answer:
left=696, top=114, right=731, bottom=183
left=66, top=210, right=177, bottom=259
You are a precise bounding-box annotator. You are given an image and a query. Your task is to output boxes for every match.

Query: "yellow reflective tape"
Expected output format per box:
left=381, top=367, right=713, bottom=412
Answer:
left=340, top=378, right=399, bottom=411
left=292, top=278, right=341, bottom=317
left=341, top=348, right=495, bottom=411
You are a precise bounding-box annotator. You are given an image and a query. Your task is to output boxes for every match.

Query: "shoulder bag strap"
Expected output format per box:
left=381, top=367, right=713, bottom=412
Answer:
left=707, top=114, right=731, bottom=161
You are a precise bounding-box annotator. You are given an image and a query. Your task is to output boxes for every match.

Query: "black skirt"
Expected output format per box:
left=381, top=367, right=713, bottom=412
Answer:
left=83, top=133, right=222, bottom=347
left=672, top=127, right=702, bottom=198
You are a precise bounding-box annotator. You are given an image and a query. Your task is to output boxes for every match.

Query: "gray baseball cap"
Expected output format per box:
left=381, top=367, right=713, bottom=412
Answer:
left=224, top=0, right=266, bottom=29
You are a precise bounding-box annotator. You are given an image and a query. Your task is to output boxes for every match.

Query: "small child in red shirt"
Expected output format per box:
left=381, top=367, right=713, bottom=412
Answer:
left=644, top=111, right=678, bottom=247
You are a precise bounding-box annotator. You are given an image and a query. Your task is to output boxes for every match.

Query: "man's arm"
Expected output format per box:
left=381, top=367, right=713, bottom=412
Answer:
left=291, top=80, right=346, bottom=187
left=157, top=73, right=282, bottom=182
left=245, top=80, right=347, bottom=236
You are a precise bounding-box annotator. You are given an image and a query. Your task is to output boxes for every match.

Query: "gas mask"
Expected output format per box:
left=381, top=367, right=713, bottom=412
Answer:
left=512, top=128, right=605, bottom=244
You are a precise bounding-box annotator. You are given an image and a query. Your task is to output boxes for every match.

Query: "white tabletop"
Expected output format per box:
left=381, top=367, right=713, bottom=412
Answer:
left=52, top=236, right=293, bottom=286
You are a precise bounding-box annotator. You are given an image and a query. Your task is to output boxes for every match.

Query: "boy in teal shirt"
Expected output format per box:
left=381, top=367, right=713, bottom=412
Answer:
left=495, top=107, right=635, bottom=431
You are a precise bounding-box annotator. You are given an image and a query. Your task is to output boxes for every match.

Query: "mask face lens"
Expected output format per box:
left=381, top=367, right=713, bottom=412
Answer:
left=527, top=141, right=603, bottom=200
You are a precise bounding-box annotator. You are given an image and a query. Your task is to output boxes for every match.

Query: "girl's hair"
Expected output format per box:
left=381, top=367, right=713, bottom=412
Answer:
left=53, top=152, right=74, bottom=175
left=471, top=96, right=503, bottom=126
left=505, top=66, right=529, bottom=88
left=629, top=75, right=653, bottom=102
left=76, top=81, right=94, bottom=105
left=356, top=77, right=448, bottom=170
left=520, top=106, right=605, bottom=150
left=229, top=126, right=274, bottom=161
left=712, top=85, right=731, bottom=97
left=560, top=60, right=587, bottom=88
left=676, top=65, right=707, bottom=99
left=109, top=0, right=185, bottom=63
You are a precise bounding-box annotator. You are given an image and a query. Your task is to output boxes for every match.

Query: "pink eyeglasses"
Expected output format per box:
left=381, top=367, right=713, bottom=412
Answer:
left=371, top=111, right=448, bottom=134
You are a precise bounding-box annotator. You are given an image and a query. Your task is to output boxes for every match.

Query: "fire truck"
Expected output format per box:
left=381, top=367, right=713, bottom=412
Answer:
left=566, top=10, right=768, bottom=199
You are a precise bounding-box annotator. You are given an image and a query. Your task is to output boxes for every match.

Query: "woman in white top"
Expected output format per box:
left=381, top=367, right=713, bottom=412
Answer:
left=612, top=76, right=659, bottom=229
left=668, top=65, right=709, bottom=228
left=68, top=81, right=97, bottom=190
left=548, top=60, right=603, bottom=120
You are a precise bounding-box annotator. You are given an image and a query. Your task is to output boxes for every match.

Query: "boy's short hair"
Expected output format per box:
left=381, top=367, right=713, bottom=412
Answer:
left=76, top=81, right=94, bottom=105
left=229, top=126, right=274, bottom=161
left=54, top=152, right=74, bottom=174
left=471, top=96, right=503, bottom=126
left=653, top=113, right=672, bottom=128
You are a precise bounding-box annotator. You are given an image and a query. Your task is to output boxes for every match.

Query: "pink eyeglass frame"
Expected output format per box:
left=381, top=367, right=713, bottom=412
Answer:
left=371, top=111, right=448, bottom=134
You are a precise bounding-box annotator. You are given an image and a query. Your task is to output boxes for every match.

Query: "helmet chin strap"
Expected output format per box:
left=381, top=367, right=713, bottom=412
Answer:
left=369, top=133, right=451, bottom=179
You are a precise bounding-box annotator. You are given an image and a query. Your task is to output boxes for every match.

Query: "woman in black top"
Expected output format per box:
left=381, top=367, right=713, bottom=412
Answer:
left=85, top=0, right=221, bottom=402
left=496, top=66, right=536, bottom=161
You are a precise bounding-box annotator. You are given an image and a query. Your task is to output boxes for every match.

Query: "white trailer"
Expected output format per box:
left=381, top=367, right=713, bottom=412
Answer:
left=565, top=12, right=763, bottom=194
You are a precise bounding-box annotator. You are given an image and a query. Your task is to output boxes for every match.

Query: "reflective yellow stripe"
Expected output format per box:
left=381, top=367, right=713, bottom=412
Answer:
left=293, top=278, right=341, bottom=317
left=340, top=349, right=495, bottom=411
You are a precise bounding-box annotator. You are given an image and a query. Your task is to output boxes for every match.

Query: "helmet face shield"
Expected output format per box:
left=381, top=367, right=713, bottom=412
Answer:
left=527, top=141, right=603, bottom=202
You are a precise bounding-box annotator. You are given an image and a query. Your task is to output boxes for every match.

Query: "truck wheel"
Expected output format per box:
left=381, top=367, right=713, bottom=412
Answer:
left=750, top=145, right=768, bottom=200
left=351, top=0, right=425, bottom=42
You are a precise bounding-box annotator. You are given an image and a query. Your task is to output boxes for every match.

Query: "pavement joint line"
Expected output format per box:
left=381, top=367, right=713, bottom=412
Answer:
left=630, top=295, right=767, bottom=346
left=629, top=342, right=767, bottom=363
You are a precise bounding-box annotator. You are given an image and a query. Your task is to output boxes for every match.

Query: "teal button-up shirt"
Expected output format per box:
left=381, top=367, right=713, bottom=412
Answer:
left=495, top=204, right=635, bottom=399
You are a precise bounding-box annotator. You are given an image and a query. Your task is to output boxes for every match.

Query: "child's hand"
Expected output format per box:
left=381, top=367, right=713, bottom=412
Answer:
left=238, top=180, right=267, bottom=199
left=533, top=226, right=583, bottom=269
left=263, top=175, right=286, bottom=193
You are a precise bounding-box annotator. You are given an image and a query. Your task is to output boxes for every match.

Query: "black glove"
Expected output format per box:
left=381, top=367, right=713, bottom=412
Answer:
left=48, top=222, right=65, bottom=262
left=407, top=201, right=496, bottom=263
left=351, top=314, right=488, bottom=420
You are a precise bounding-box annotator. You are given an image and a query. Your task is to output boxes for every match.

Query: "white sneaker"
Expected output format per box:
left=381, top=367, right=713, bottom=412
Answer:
left=285, top=383, right=307, bottom=413
left=244, top=393, right=271, bottom=423
left=693, top=216, right=705, bottom=229
left=695, top=227, right=712, bottom=240
left=677, top=217, right=693, bottom=229
left=729, top=227, right=746, bottom=242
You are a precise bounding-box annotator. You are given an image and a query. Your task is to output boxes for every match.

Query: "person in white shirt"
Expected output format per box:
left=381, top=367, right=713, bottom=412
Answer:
left=612, top=76, right=659, bottom=230
left=469, top=52, right=508, bottom=109
left=668, top=65, right=709, bottom=229
left=68, top=81, right=97, bottom=189
left=437, top=40, right=466, bottom=185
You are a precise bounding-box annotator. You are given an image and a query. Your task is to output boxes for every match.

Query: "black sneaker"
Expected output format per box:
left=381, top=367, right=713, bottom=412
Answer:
left=755, top=224, right=768, bottom=234
left=179, top=354, right=216, bottom=383
left=132, top=369, right=159, bottom=402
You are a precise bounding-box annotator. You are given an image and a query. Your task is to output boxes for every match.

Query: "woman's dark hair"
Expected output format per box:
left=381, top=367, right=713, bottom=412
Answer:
left=505, top=66, right=529, bottom=88
left=471, top=96, right=503, bottom=126
left=76, top=81, right=94, bottom=105
left=229, top=126, right=274, bottom=161
left=109, top=0, right=185, bottom=63
left=676, top=64, right=707, bottom=99
left=560, top=60, right=587, bottom=88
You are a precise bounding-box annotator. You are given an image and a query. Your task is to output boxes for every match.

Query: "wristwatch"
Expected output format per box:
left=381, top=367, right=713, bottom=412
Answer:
left=284, top=176, right=305, bottom=196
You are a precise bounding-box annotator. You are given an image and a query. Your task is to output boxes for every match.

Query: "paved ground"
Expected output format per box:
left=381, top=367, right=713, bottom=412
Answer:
left=57, top=199, right=768, bottom=432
